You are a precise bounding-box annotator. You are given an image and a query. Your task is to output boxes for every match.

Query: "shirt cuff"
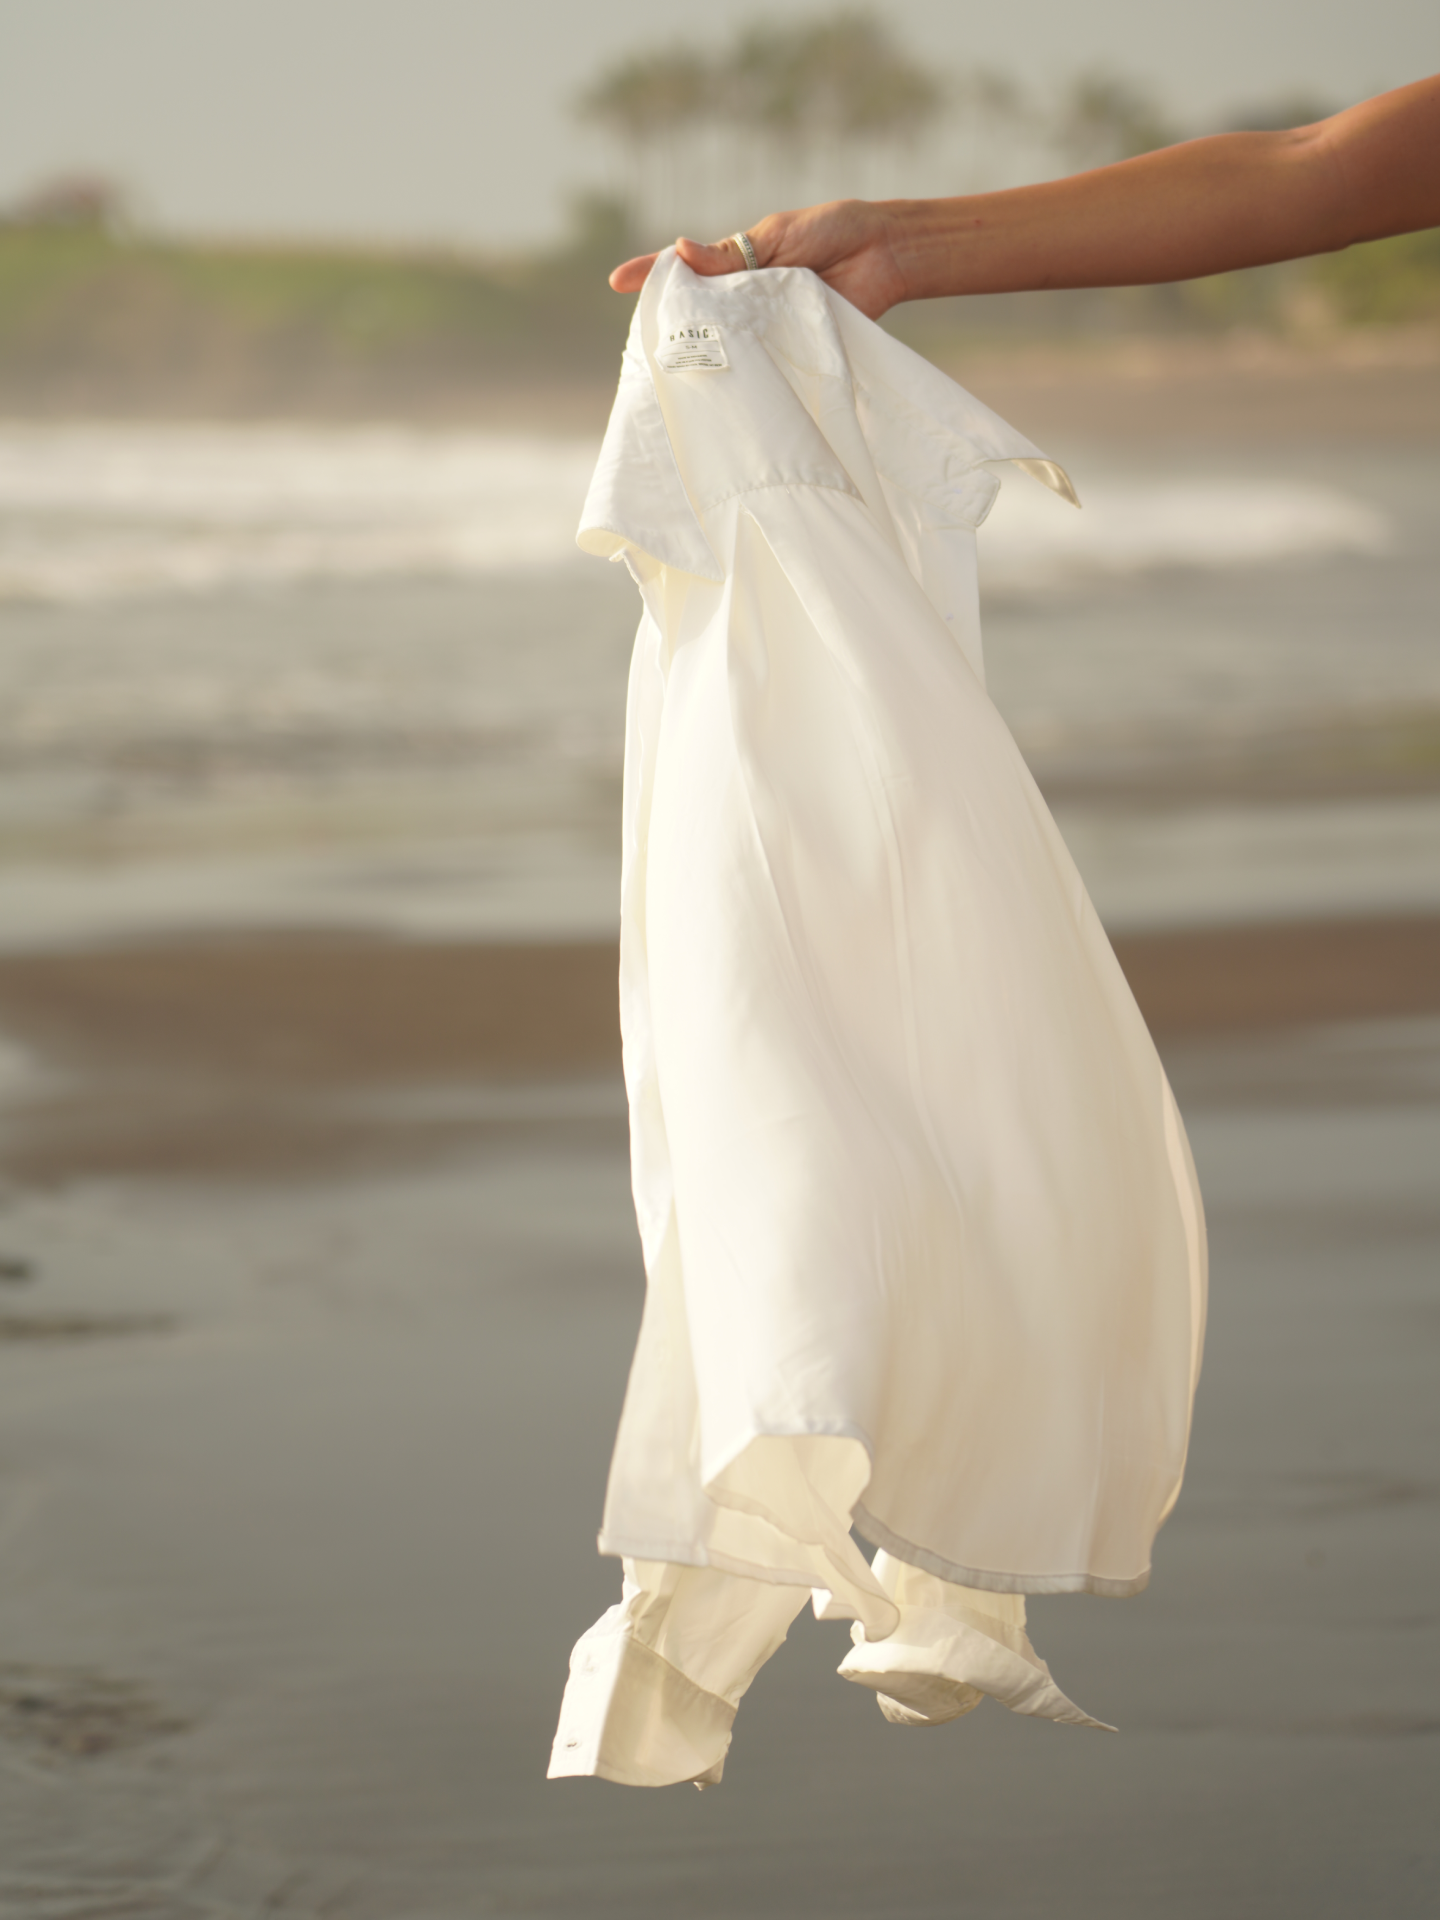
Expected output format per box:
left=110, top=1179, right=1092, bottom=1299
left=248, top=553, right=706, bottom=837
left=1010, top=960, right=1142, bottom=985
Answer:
left=548, top=1617, right=735, bottom=1788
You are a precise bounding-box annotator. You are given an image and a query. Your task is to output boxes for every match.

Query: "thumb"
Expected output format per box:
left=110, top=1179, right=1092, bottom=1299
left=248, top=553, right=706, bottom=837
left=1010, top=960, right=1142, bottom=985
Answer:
left=676, top=234, right=750, bottom=277
left=609, top=252, right=658, bottom=292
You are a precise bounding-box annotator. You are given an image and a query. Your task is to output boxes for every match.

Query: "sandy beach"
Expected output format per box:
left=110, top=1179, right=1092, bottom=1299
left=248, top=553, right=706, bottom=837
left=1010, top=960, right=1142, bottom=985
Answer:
left=7, top=314, right=1440, bottom=444
left=0, top=922, right=1437, bottom=1916
left=0, top=917, right=1437, bottom=1187
left=1, top=323, right=1437, bottom=1912
left=6, top=0, right=1440, bottom=1897
left=922, top=326, right=1440, bottom=446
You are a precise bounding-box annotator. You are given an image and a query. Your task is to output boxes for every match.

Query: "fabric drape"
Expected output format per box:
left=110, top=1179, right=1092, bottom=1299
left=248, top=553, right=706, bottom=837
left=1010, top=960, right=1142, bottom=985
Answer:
left=550, top=252, right=1207, bottom=1787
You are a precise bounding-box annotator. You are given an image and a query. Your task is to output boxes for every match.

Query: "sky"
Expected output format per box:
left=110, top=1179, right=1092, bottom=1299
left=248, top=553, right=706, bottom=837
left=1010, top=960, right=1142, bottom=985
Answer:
left=1, top=0, right=1437, bottom=250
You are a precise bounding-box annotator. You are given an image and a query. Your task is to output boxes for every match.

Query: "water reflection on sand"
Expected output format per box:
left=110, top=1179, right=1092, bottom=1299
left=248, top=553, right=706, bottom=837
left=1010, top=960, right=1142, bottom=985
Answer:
left=0, top=1020, right=1436, bottom=1917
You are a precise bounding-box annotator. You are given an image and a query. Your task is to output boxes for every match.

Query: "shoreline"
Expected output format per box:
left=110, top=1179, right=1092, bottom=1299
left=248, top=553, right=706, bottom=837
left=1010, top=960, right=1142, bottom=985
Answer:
left=4, top=915, right=1437, bottom=1079
left=2, top=329, right=1438, bottom=442
left=1, top=916, right=1436, bottom=1184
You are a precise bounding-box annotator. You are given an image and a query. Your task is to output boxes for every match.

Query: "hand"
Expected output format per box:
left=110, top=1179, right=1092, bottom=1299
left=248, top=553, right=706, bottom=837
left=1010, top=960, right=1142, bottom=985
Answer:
left=608, top=200, right=911, bottom=321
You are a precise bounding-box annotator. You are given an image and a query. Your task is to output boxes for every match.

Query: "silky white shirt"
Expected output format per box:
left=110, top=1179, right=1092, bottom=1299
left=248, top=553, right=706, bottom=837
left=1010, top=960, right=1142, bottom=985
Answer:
left=552, top=251, right=1207, bottom=1785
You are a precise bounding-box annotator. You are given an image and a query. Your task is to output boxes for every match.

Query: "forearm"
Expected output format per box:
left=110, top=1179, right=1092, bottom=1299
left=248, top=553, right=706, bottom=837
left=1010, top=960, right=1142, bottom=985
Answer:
left=618, top=73, right=1439, bottom=317
left=886, top=73, right=1440, bottom=302
left=886, top=133, right=1338, bottom=298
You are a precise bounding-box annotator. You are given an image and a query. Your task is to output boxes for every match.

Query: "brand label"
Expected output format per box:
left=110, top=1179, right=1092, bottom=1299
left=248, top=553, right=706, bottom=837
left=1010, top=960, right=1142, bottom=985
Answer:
left=655, top=324, right=729, bottom=372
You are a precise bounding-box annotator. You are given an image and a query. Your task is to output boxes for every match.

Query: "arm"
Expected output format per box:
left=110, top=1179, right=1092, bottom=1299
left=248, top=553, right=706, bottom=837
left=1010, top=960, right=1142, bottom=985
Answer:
left=609, top=73, right=1440, bottom=320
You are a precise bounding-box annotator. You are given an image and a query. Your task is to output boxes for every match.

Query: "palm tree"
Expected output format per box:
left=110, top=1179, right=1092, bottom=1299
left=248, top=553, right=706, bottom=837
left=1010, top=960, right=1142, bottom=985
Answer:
left=575, top=47, right=717, bottom=236
left=727, top=14, right=944, bottom=202
left=1056, top=73, right=1177, bottom=171
left=955, top=67, right=1029, bottom=193
left=576, top=11, right=946, bottom=236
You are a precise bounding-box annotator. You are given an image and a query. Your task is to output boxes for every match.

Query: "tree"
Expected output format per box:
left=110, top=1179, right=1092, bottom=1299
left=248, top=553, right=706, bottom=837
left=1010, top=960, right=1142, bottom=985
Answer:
left=1056, top=73, right=1178, bottom=171
left=1221, top=95, right=1338, bottom=134
left=726, top=14, right=943, bottom=145
left=955, top=67, right=1030, bottom=192
left=575, top=46, right=720, bottom=238
left=1, top=173, right=132, bottom=235
left=575, top=47, right=715, bottom=149
left=575, top=11, right=945, bottom=238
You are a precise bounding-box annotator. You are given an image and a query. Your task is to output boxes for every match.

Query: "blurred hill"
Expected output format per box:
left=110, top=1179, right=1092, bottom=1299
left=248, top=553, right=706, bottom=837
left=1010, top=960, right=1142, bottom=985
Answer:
left=3, top=13, right=1437, bottom=423
left=0, top=186, right=1436, bottom=425
left=0, top=196, right=637, bottom=425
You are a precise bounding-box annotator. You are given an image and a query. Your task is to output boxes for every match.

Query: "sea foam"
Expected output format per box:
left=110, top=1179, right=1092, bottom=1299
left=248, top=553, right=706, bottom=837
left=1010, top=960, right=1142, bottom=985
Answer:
left=0, top=423, right=1394, bottom=604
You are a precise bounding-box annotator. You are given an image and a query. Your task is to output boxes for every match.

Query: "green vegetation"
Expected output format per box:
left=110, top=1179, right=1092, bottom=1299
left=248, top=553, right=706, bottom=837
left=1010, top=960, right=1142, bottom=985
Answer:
left=1309, top=228, right=1440, bottom=325
left=572, top=10, right=1439, bottom=345
left=1, top=2, right=1436, bottom=424
left=2, top=212, right=1434, bottom=419
left=578, top=14, right=944, bottom=154
left=1053, top=73, right=1181, bottom=168
left=0, top=199, right=639, bottom=415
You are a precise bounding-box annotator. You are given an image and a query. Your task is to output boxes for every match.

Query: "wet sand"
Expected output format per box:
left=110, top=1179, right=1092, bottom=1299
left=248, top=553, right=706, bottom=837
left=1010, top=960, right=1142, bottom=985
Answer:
left=0, top=917, right=1438, bottom=1184
left=0, top=933, right=1436, bottom=1915
left=0, top=915, right=1433, bottom=1203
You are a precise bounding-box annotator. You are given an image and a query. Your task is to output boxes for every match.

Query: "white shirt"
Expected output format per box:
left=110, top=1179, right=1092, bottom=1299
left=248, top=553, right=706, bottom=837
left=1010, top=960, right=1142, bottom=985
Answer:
left=550, top=250, right=1207, bottom=1786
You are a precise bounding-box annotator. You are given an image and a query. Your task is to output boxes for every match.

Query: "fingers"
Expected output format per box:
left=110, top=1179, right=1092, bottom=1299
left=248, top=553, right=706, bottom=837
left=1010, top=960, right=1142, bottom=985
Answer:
left=608, top=253, right=658, bottom=292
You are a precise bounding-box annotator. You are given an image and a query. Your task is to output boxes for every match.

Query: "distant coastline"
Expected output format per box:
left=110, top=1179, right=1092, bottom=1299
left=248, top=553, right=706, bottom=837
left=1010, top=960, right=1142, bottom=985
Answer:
left=0, top=222, right=630, bottom=426
left=1, top=222, right=1437, bottom=432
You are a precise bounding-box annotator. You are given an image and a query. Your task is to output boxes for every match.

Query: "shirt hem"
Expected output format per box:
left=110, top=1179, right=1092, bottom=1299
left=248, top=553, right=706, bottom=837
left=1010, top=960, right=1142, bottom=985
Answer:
left=851, top=1502, right=1152, bottom=1599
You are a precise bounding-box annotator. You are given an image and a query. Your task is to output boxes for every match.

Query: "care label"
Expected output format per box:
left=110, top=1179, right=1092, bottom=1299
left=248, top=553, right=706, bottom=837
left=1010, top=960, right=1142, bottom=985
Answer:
left=655, top=324, right=729, bottom=372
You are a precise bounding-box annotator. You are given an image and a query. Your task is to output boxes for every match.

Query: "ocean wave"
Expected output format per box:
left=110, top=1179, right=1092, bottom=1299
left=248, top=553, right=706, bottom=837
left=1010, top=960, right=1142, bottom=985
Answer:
left=0, top=423, right=1396, bottom=604
left=980, top=471, right=1391, bottom=589
left=0, top=424, right=600, bottom=602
